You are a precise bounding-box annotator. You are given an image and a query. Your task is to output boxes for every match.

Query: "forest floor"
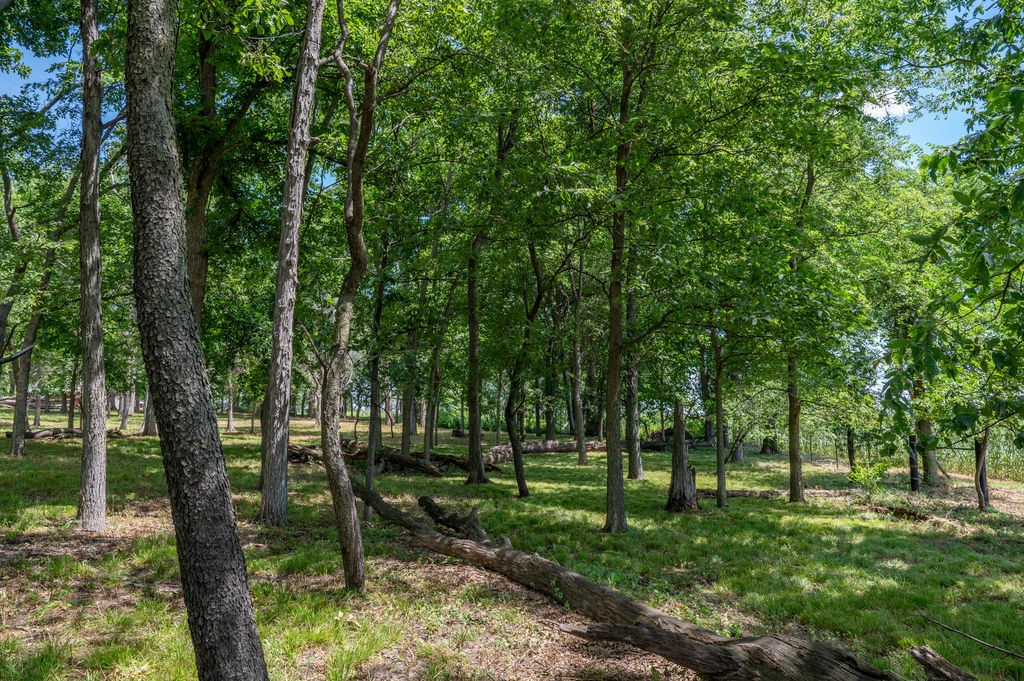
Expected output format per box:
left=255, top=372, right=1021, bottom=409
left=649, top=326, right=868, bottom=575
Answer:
left=1, top=410, right=1023, bottom=680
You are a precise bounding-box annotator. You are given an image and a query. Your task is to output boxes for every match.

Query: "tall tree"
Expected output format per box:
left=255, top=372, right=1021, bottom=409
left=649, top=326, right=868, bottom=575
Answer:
left=318, top=0, right=401, bottom=592
left=259, top=0, right=327, bottom=527
left=125, top=0, right=268, bottom=675
left=76, top=0, right=106, bottom=532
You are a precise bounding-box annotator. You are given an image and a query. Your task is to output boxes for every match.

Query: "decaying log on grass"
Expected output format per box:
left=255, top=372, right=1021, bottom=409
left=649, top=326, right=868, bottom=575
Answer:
left=909, top=646, right=979, bottom=681
left=417, top=496, right=501, bottom=545
left=4, top=428, right=91, bottom=439
left=482, top=439, right=612, bottom=465
left=420, top=451, right=502, bottom=473
left=345, top=485, right=969, bottom=681
left=287, top=443, right=443, bottom=477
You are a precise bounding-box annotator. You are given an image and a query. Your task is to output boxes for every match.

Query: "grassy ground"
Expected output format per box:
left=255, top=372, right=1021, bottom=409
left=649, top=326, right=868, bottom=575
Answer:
left=1, top=408, right=1023, bottom=680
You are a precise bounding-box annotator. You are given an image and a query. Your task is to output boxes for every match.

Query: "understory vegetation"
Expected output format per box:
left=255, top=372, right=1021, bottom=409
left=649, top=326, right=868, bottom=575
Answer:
left=2, top=411, right=1022, bottom=680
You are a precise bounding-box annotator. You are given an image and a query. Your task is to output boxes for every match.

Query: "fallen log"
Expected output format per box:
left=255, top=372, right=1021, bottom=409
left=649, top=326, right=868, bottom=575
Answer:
left=418, top=451, right=502, bottom=473
left=347, top=484, right=973, bottom=681
left=5, top=428, right=83, bottom=439
left=287, top=443, right=443, bottom=477
left=482, top=439, right=613, bottom=465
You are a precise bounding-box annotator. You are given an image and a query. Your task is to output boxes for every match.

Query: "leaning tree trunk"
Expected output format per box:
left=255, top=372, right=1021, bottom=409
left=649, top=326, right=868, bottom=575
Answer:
left=504, top=362, right=529, bottom=498
left=348, top=485, right=961, bottom=681
left=666, top=401, right=699, bottom=512
left=259, top=0, right=326, bottom=527
left=125, top=0, right=268, bottom=675
left=78, top=0, right=107, bottom=532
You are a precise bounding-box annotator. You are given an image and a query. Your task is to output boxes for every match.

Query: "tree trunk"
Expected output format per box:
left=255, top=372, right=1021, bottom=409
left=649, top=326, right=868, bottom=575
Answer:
left=666, top=401, right=699, bottom=512
left=226, top=372, right=236, bottom=433
left=67, top=359, right=79, bottom=430
left=319, top=0, right=401, bottom=590
left=350, top=486, right=922, bottom=681
left=916, top=416, right=941, bottom=488
left=625, top=294, right=643, bottom=479
left=846, top=426, right=856, bottom=470
left=572, top=258, right=587, bottom=465
left=787, top=353, right=803, bottom=503
left=712, top=326, right=726, bottom=509
left=141, top=385, right=158, bottom=435
left=423, top=283, right=455, bottom=464
left=119, top=385, right=133, bottom=431
left=78, top=0, right=108, bottom=532
left=401, top=379, right=416, bottom=456
left=466, top=233, right=488, bottom=484
left=125, top=0, right=268, bottom=673
left=908, top=435, right=921, bottom=493
left=364, top=253, right=386, bottom=522
left=973, top=429, right=989, bottom=511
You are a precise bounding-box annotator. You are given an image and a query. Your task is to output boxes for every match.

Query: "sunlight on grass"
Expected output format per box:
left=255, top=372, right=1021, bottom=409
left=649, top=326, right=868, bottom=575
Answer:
left=2, top=411, right=1023, bottom=679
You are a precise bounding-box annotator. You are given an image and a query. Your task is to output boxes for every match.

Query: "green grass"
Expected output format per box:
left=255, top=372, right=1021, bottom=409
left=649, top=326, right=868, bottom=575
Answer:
left=2, top=407, right=1023, bottom=679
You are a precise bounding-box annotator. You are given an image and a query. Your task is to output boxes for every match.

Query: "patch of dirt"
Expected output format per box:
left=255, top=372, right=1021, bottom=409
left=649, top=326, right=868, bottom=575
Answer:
left=0, top=497, right=696, bottom=680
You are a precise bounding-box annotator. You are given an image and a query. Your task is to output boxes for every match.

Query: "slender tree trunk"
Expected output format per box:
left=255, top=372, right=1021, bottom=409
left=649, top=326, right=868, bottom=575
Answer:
left=364, top=253, right=386, bottom=522
left=68, top=359, right=79, bottom=430
left=401, top=379, right=416, bottom=456
left=125, top=0, right=268, bottom=673
left=504, top=367, right=529, bottom=498
left=666, top=401, right=698, bottom=512
left=908, top=434, right=921, bottom=493
left=226, top=372, right=236, bottom=433
left=258, top=0, right=325, bottom=526
left=974, top=428, right=990, bottom=511
left=572, top=259, right=587, bottom=465
left=424, top=284, right=455, bottom=463
left=78, top=0, right=107, bottom=531
left=141, top=385, right=158, bottom=435
left=625, top=294, right=643, bottom=479
left=466, top=233, right=488, bottom=484
left=32, top=385, right=41, bottom=427
left=319, top=0, right=401, bottom=590
left=916, top=415, right=941, bottom=488
left=119, top=385, right=133, bottom=431
left=786, top=353, right=803, bottom=503
left=711, top=327, right=726, bottom=509
left=846, top=426, right=856, bottom=471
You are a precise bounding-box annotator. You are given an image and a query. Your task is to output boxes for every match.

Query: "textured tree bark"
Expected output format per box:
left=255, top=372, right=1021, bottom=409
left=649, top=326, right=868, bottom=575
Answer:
left=125, top=0, right=268, bottom=676
left=787, top=353, right=803, bottom=503
left=259, top=0, right=326, bottom=527
left=77, top=0, right=107, bottom=532
left=666, top=402, right=699, bottom=512
left=118, top=384, right=133, bottom=431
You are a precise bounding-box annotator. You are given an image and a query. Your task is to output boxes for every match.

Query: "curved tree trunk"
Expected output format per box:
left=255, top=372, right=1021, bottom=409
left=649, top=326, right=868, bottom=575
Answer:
left=78, top=0, right=107, bottom=532
left=973, top=428, right=989, bottom=511
left=125, top=0, right=268, bottom=674
left=259, top=0, right=326, bottom=527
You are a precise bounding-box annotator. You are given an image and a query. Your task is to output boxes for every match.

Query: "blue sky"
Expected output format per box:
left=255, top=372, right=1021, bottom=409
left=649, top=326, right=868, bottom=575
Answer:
left=1, top=50, right=971, bottom=154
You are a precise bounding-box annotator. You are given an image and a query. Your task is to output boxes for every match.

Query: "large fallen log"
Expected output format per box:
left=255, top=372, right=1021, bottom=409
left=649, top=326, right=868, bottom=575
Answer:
left=482, top=439, right=613, bottom=465
left=287, top=443, right=443, bottom=477
left=348, top=482, right=973, bottom=681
